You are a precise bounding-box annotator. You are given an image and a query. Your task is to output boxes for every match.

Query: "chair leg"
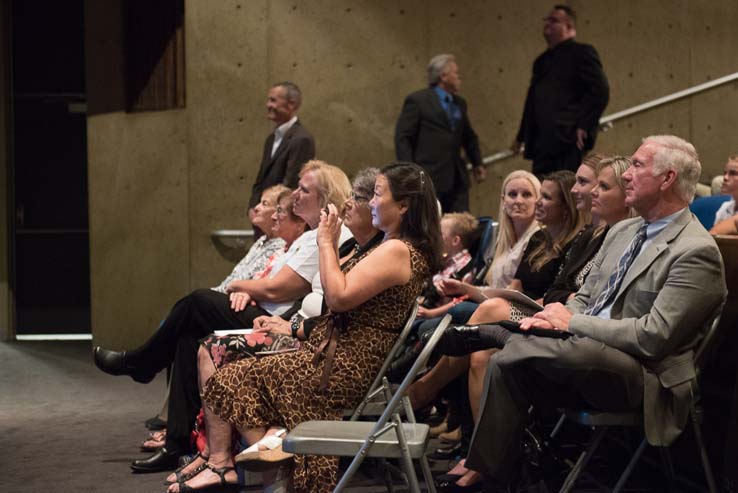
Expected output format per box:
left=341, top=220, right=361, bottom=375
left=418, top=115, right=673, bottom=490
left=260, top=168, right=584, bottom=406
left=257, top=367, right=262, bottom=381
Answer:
left=612, top=437, right=647, bottom=493
left=690, top=399, right=718, bottom=493
left=419, top=455, right=437, bottom=493
left=658, top=447, right=676, bottom=492
left=559, top=427, right=608, bottom=493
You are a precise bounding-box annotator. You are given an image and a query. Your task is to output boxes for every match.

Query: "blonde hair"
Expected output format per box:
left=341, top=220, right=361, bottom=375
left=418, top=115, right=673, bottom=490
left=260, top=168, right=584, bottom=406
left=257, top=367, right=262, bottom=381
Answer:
left=442, top=212, right=479, bottom=249
left=300, top=160, right=351, bottom=209
left=494, top=170, right=541, bottom=260
left=593, top=156, right=636, bottom=235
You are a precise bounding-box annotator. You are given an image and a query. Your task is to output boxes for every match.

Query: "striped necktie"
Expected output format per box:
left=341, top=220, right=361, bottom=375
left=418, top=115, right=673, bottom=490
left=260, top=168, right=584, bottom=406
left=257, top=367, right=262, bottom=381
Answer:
left=584, top=223, right=649, bottom=316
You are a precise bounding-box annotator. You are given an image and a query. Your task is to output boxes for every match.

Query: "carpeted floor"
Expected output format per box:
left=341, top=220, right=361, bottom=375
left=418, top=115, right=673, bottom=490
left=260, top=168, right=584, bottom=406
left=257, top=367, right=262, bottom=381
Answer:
left=0, top=340, right=173, bottom=493
left=0, top=340, right=439, bottom=493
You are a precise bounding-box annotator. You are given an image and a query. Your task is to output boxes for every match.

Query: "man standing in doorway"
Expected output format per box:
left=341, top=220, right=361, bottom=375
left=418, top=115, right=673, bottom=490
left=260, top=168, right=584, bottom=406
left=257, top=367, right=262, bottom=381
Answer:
left=395, top=54, right=485, bottom=212
left=512, top=5, right=609, bottom=176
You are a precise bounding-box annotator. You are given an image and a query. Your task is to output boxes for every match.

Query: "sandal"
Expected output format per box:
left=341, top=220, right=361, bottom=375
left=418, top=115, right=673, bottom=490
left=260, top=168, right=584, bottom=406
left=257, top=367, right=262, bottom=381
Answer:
left=235, top=429, right=294, bottom=471
left=141, top=430, right=167, bottom=451
left=173, top=463, right=238, bottom=492
left=164, top=451, right=209, bottom=485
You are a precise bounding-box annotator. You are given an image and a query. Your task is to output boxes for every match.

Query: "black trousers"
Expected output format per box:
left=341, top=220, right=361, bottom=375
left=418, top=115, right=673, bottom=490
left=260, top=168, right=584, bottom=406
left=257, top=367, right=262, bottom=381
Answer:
left=466, top=333, right=643, bottom=482
left=130, top=288, right=269, bottom=450
left=531, top=145, right=583, bottom=177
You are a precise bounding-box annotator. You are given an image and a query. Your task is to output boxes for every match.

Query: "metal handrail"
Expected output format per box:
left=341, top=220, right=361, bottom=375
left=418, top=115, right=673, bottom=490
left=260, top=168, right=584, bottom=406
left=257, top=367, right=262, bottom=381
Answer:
left=480, top=70, right=738, bottom=167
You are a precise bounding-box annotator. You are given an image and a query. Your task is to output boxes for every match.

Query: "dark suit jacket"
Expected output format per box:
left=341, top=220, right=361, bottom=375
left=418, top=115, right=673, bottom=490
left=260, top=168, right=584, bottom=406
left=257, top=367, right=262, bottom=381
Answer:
left=517, top=39, right=609, bottom=159
left=248, top=120, right=315, bottom=208
left=394, top=87, right=481, bottom=194
left=567, top=210, right=726, bottom=445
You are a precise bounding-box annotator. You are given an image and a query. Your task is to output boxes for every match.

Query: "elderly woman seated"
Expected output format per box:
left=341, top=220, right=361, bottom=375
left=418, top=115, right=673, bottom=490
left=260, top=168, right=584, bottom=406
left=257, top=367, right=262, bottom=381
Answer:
left=164, top=167, right=384, bottom=484
left=166, top=163, right=443, bottom=493
left=93, top=160, right=353, bottom=471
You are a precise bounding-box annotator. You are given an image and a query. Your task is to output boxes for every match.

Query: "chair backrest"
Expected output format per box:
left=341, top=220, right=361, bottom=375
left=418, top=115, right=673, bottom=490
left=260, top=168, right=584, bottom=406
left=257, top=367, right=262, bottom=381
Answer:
left=470, top=217, right=498, bottom=277
left=349, top=302, right=419, bottom=420
left=694, top=305, right=725, bottom=373
left=689, top=194, right=731, bottom=229
left=379, top=314, right=452, bottom=420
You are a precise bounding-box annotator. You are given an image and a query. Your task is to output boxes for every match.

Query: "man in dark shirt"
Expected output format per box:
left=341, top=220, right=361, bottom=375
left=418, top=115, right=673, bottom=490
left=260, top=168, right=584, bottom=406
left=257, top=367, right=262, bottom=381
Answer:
left=395, top=54, right=485, bottom=212
left=512, top=5, right=609, bottom=176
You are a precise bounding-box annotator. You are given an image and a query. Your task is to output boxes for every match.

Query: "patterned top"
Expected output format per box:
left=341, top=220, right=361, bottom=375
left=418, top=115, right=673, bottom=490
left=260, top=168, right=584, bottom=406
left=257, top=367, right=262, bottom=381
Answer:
left=211, top=236, right=285, bottom=293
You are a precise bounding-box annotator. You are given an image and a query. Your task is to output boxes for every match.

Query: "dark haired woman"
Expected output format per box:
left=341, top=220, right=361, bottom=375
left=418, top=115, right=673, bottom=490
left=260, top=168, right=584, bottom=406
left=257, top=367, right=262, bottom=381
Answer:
left=167, top=163, right=443, bottom=493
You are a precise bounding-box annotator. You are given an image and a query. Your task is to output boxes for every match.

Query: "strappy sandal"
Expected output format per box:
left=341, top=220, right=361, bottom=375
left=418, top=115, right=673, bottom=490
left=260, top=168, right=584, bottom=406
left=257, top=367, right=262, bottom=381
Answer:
left=175, top=463, right=238, bottom=492
left=141, top=430, right=166, bottom=451
left=235, top=429, right=294, bottom=471
left=164, top=451, right=209, bottom=485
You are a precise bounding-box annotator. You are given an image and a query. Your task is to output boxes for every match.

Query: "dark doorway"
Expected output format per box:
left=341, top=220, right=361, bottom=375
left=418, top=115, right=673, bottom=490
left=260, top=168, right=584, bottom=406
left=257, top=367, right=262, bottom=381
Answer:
left=11, top=0, right=89, bottom=334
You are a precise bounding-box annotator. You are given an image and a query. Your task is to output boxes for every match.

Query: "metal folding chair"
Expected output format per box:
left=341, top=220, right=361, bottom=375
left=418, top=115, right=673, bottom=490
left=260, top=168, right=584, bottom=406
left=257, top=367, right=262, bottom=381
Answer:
left=347, top=302, right=419, bottom=420
left=554, top=310, right=724, bottom=493
left=283, top=314, right=453, bottom=493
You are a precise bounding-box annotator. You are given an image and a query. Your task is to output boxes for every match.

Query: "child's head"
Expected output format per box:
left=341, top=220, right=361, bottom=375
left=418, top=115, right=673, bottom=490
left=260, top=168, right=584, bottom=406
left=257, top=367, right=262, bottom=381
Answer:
left=440, top=212, right=479, bottom=256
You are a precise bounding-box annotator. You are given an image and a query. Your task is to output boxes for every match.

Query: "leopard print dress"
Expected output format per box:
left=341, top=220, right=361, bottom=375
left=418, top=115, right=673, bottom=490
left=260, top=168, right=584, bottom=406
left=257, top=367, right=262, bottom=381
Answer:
left=203, top=241, right=429, bottom=492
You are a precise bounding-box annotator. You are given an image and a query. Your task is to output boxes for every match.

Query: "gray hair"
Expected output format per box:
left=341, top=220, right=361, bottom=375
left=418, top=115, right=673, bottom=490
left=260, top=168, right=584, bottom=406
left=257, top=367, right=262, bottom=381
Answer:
left=427, top=54, right=456, bottom=86
left=643, top=135, right=701, bottom=203
left=352, top=167, right=380, bottom=197
left=272, top=81, right=302, bottom=110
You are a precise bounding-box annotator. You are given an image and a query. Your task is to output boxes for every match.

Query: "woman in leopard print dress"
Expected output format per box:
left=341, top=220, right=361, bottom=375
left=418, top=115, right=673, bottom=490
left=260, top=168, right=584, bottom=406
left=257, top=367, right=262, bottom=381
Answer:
left=168, top=163, right=443, bottom=493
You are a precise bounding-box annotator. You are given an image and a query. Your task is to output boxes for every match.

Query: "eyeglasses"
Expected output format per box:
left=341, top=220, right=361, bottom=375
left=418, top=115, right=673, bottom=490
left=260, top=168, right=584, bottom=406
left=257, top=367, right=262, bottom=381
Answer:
left=350, top=191, right=370, bottom=203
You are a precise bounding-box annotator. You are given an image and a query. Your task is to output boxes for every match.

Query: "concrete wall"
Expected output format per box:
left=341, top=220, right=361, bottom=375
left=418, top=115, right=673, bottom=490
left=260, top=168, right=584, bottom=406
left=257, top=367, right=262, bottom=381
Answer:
left=87, top=0, right=738, bottom=347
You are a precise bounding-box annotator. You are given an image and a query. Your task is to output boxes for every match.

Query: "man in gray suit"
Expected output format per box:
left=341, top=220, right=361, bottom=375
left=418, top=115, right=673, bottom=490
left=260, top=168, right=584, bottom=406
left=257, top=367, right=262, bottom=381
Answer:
left=465, top=135, right=726, bottom=489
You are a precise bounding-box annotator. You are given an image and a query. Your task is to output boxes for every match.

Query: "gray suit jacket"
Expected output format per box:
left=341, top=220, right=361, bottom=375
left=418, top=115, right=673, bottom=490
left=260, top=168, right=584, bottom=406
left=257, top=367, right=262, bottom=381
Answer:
left=567, top=208, right=726, bottom=445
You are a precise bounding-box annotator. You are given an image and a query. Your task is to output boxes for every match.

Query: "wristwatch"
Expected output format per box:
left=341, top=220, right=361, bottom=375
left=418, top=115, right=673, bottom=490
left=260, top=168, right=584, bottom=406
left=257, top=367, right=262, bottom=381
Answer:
left=290, top=314, right=303, bottom=339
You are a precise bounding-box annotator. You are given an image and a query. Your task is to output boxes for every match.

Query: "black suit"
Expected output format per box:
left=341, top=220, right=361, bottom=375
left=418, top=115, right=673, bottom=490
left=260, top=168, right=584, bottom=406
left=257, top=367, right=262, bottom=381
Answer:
left=248, top=120, right=315, bottom=208
left=395, top=87, right=482, bottom=212
left=517, top=39, right=609, bottom=175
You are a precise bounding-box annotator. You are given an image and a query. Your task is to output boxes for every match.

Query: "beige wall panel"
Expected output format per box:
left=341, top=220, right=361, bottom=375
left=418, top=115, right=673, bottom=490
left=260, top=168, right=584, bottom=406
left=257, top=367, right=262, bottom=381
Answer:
left=185, top=0, right=270, bottom=287
left=88, top=111, right=189, bottom=348
left=688, top=0, right=738, bottom=179
left=267, top=1, right=429, bottom=175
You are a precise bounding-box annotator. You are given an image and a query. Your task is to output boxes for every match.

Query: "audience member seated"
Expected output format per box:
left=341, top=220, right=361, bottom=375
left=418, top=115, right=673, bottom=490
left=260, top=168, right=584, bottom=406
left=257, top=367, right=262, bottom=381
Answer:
left=165, top=163, right=442, bottom=493
left=414, top=171, right=541, bottom=333
left=713, top=154, right=738, bottom=225
left=711, top=213, right=738, bottom=235
left=467, top=135, right=726, bottom=492
left=417, top=212, right=478, bottom=320
left=165, top=168, right=384, bottom=485
left=92, top=160, right=352, bottom=471
left=136, top=187, right=309, bottom=466
left=437, top=169, right=583, bottom=324
left=431, top=155, right=635, bottom=492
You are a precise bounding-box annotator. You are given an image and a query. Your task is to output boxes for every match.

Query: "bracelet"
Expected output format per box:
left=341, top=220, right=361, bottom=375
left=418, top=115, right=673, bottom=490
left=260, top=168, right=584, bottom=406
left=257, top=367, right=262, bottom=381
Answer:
left=290, top=314, right=303, bottom=339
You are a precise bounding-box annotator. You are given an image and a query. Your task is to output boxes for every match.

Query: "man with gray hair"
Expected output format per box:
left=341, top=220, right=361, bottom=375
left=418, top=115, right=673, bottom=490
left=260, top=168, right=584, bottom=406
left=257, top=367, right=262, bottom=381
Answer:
left=395, top=54, right=484, bottom=212
left=463, top=135, right=725, bottom=490
left=249, top=81, right=315, bottom=211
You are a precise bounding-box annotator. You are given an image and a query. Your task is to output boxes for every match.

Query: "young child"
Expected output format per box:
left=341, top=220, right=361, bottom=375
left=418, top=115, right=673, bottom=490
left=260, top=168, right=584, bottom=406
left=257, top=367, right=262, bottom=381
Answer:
left=418, top=212, right=478, bottom=319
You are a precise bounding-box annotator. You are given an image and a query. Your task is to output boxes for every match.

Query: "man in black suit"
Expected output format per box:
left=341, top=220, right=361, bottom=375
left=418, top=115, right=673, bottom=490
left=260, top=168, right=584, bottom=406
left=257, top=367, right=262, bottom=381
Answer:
left=395, top=54, right=484, bottom=212
left=248, top=82, right=315, bottom=212
left=512, top=5, right=609, bottom=176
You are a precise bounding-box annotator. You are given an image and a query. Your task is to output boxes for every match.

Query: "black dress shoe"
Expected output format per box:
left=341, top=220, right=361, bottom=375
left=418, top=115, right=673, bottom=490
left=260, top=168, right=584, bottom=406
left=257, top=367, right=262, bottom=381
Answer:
left=436, top=477, right=482, bottom=493
left=145, top=415, right=167, bottom=431
left=93, top=346, right=154, bottom=383
left=131, top=446, right=183, bottom=472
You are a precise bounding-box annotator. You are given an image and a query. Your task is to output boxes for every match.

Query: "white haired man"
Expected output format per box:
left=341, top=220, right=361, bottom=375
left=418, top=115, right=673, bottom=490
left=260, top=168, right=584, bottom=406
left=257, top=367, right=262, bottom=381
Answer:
left=465, top=135, right=726, bottom=490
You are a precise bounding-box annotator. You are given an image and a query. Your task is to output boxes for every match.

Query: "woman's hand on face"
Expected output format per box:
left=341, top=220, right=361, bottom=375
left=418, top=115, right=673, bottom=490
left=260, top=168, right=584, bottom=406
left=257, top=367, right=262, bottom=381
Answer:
left=229, top=291, right=252, bottom=312
left=253, top=315, right=291, bottom=335
left=317, top=203, right=342, bottom=250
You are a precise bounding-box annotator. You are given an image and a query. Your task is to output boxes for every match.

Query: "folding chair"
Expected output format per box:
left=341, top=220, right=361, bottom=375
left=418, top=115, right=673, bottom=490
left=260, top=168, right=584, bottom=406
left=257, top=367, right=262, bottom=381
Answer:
left=283, top=314, right=453, bottom=493
left=348, top=302, right=419, bottom=420
left=554, top=310, right=724, bottom=493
